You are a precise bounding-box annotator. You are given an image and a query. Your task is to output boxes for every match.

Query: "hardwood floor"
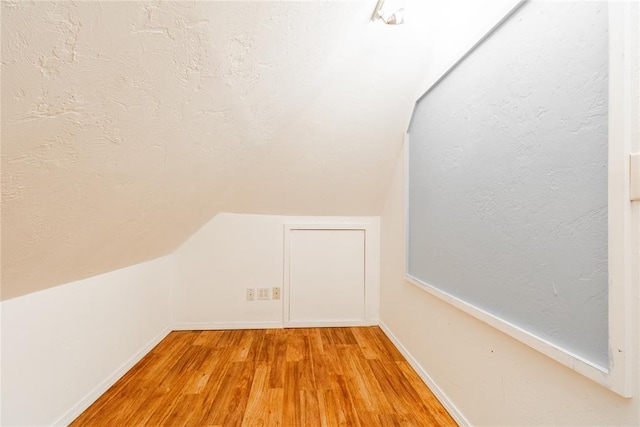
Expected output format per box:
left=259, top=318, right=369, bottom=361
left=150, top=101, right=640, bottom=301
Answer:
left=71, top=327, right=457, bottom=426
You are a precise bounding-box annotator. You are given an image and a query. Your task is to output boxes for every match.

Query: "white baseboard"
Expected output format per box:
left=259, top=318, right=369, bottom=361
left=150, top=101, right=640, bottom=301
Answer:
left=285, top=319, right=377, bottom=328
left=173, top=321, right=283, bottom=330
left=53, top=327, right=172, bottom=426
left=173, top=320, right=378, bottom=330
left=379, top=321, right=471, bottom=427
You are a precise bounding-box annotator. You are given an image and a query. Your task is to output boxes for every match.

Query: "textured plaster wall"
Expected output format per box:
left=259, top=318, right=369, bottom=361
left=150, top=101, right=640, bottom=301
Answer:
left=380, top=1, right=640, bottom=425
left=381, top=143, right=639, bottom=427
left=1, top=0, right=437, bottom=299
left=408, top=1, right=609, bottom=368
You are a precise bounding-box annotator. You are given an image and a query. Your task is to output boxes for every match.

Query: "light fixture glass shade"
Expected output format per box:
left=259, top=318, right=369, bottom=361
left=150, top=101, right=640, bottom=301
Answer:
left=386, top=8, right=404, bottom=25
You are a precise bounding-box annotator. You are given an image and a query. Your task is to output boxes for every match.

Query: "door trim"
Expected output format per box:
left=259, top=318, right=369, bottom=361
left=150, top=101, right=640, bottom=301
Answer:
left=283, top=223, right=380, bottom=327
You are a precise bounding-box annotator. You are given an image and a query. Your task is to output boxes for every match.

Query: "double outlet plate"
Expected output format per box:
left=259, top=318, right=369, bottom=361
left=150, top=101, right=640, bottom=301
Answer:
left=247, top=287, right=280, bottom=301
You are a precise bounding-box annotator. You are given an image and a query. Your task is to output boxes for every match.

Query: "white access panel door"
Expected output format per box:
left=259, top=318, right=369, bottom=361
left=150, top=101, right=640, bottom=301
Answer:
left=288, top=229, right=365, bottom=325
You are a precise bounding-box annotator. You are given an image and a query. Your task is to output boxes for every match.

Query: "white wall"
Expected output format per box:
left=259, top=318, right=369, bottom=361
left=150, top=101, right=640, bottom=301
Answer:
left=411, top=0, right=522, bottom=100
left=379, top=2, right=640, bottom=423
left=172, top=213, right=379, bottom=329
left=0, top=256, right=173, bottom=426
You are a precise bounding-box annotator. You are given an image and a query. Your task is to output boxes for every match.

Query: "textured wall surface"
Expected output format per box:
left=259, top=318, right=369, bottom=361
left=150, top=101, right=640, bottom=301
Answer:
left=408, top=1, right=609, bottom=367
left=1, top=0, right=436, bottom=299
left=380, top=1, right=639, bottom=424
left=381, top=146, right=639, bottom=426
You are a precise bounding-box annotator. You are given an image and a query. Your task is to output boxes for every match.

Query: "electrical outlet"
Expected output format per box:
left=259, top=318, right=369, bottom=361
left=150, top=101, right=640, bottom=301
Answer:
left=272, top=287, right=281, bottom=300
left=257, top=288, right=270, bottom=300
left=247, top=288, right=255, bottom=301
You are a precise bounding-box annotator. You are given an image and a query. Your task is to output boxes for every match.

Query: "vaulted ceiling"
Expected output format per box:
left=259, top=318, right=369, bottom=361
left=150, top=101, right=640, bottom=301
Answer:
left=1, top=0, right=517, bottom=299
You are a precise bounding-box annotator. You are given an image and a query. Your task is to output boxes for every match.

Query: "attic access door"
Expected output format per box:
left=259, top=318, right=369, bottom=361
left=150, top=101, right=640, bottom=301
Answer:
left=284, top=227, right=366, bottom=327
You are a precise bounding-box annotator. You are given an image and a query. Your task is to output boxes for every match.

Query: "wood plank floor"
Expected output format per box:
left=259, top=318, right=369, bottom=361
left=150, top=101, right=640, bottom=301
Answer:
left=72, top=327, right=457, bottom=426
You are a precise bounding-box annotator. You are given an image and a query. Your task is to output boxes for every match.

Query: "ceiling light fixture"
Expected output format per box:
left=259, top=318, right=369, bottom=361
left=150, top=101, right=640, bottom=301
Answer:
left=371, top=0, right=405, bottom=25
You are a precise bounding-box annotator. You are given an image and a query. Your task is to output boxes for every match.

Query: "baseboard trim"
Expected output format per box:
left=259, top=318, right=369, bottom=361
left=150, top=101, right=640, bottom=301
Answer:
left=173, top=321, right=283, bottom=330
left=379, top=321, right=471, bottom=427
left=285, top=319, right=377, bottom=328
left=173, top=320, right=378, bottom=330
left=53, top=326, right=172, bottom=426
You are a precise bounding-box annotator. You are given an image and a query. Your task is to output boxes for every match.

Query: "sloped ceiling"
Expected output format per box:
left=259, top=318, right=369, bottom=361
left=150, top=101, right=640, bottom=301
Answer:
left=1, top=0, right=491, bottom=299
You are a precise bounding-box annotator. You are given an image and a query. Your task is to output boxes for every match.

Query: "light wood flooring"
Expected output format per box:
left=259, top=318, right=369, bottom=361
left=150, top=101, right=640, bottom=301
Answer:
left=72, top=327, right=457, bottom=426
